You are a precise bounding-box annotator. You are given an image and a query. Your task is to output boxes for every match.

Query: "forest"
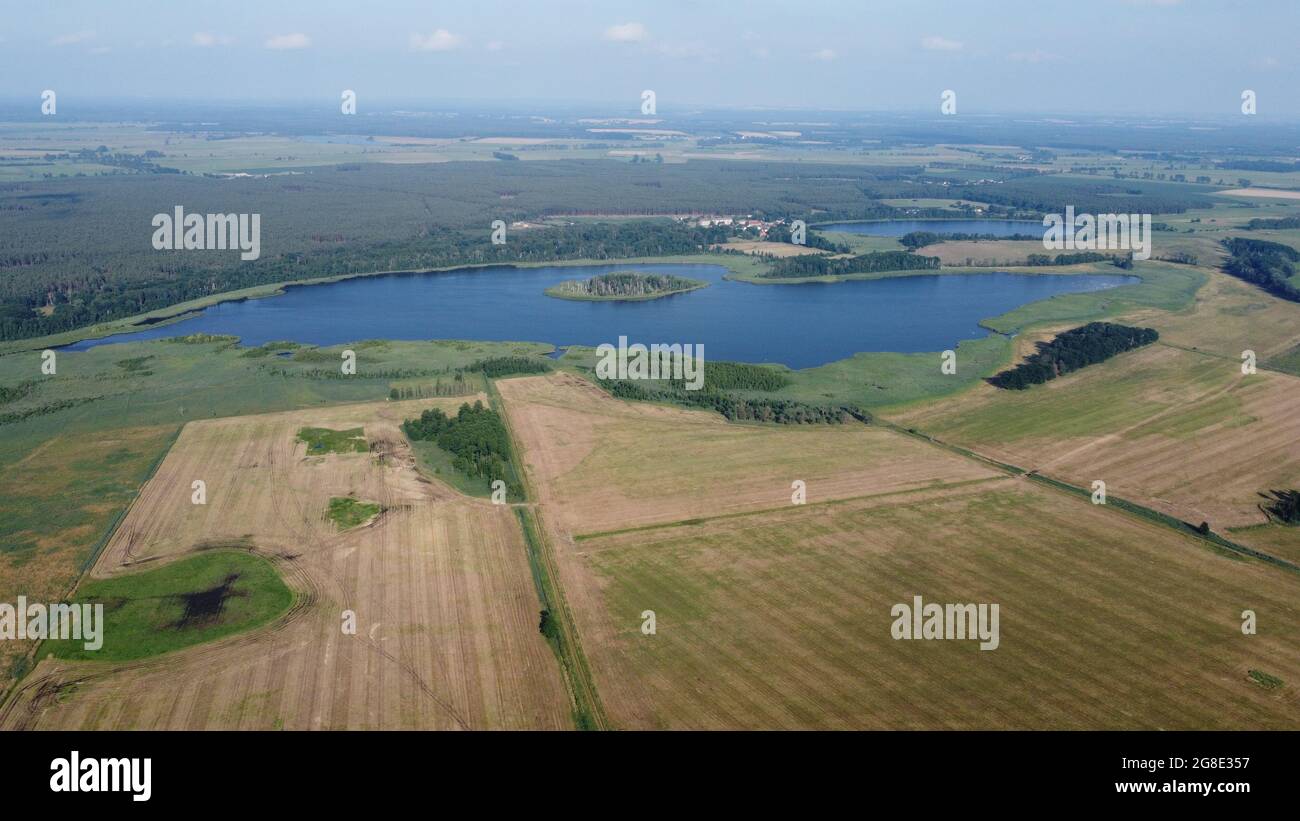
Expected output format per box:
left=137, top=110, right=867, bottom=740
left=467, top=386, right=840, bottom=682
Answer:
left=988, top=322, right=1159, bottom=389
left=1221, top=237, right=1300, bottom=302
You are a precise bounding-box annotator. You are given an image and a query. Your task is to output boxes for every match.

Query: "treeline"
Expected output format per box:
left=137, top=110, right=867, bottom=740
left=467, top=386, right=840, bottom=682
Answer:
left=1244, top=216, right=1300, bottom=230
left=401, top=401, right=520, bottom=495
left=388, top=376, right=474, bottom=399
left=988, top=322, right=1159, bottom=390
left=763, top=250, right=939, bottom=279
left=601, top=379, right=869, bottom=425
left=1024, top=251, right=1130, bottom=267
left=899, top=230, right=1037, bottom=249
left=1217, top=160, right=1300, bottom=173
left=1221, top=237, right=1300, bottom=302
left=466, top=356, right=552, bottom=378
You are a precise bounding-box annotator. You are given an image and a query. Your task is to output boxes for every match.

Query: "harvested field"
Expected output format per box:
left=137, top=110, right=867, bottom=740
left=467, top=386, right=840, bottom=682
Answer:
left=717, top=239, right=827, bottom=257
left=497, top=372, right=1001, bottom=537
left=569, top=481, right=1300, bottom=729
left=0, top=396, right=570, bottom=730
left=891, top=343, right=1300, bottom=530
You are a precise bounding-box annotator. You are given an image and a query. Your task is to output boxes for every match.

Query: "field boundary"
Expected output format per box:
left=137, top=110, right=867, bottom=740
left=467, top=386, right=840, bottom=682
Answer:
left=490, top=378, right=609, bottom=730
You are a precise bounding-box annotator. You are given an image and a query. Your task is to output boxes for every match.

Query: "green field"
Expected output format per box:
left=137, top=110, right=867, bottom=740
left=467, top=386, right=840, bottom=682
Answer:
left=42, top=551, right=293, bottom=662
left=298, top=426, right=368, bottom=455
left=326, top=497, right=382, bottom=530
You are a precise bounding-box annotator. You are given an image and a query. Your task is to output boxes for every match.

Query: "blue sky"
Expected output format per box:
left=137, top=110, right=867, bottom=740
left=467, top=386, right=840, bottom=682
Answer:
left=3, top=0, right=1298, bottom=116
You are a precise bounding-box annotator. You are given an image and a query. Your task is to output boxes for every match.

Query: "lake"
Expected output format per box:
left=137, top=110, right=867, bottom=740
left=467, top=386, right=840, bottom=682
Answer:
left=67, top=263, right=1136, bottom=369
left=816, top=219, right=1043, bottom=237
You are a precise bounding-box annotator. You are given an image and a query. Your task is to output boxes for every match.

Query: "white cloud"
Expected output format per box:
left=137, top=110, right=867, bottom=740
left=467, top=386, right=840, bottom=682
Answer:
left=192, top=32, right=233, bottom=47
left=89, top=46, right=111, bottom=55
left=410, top=29, right=463, bottom=51
left=51, top=31, right=95, bottom=46
left=603, top=22, right=647, bottom=42
left=486, top=40, right=504, bottom=52
left=921, top=35, right=962, bottom=52
left=265, top=33, right=311, bottom=50
left=810, top=48, right=837, bottom=62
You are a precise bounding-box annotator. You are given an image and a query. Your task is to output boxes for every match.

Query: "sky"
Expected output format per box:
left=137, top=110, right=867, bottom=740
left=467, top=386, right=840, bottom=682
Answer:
left=2, top=0, right=1298, bottom=117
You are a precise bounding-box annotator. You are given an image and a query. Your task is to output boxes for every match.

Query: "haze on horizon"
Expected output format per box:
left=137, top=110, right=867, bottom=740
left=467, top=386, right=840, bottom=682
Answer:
left=2, top=0, right=1299, bottom=119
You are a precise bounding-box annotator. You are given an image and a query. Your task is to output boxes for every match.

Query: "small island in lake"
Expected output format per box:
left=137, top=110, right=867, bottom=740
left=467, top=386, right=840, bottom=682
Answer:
left=544, top=271, right=709, bottom=301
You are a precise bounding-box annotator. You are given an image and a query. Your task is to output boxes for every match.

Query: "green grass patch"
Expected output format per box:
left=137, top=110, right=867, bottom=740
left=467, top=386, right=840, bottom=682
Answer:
left=1248, top=669, right=1284, bottom=690
left=297, top=426, right=367, bottom=455
left=326, top=496, right=382, bottom=530
left=43, top=550, right=293, bottom=662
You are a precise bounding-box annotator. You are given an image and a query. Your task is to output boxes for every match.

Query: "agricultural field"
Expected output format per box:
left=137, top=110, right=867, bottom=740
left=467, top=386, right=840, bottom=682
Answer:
left=892, top=269, right=1300, bottom=534
left=499, top=372, right=1300, bottom=729
left=0, top=397, right=570, bottom=730
left=497, top=372, right=1001, bottom=537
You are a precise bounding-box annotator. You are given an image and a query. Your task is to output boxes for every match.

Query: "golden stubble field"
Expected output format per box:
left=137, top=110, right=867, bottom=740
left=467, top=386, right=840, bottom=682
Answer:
left=497, top=372, right=1002, bottom=537
left=499, top=374, right=1300, bottom=729
left=891, top=285, right=1300, bottom=532
left=0, top=397, right=570, bottom=730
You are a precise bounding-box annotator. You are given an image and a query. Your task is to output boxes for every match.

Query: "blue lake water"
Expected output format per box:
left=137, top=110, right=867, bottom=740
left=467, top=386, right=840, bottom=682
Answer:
left=68, top=263, right=1137, bottom=369
left=817, top=219, right=1043, bottom=237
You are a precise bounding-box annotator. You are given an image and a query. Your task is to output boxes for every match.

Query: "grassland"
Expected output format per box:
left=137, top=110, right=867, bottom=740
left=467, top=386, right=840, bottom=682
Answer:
left=43, top=551, right=293, bottom=662
left=499, top=372, right=1300, bottom=729
left=299, top=427, right=368, bottom=455
left=326, top=496, right=382, bottom=530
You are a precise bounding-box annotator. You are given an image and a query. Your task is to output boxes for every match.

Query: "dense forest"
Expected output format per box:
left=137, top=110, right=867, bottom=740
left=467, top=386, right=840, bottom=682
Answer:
left=762, top=250, right=939, bottom=279
left=401, top=401, right=520, bottom=495
left=988, top=322, right=1159, bottom=389
left=545, top=271, right=706, bottom=300
left=1221, top=237, right=1300, bottom=302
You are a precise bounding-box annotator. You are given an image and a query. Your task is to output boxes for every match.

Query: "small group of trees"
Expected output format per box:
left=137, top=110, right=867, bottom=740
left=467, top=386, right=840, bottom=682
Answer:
left=547, top=272, right=701, bottom=299
left=988, top=322, right=1159, bottom=390
left=1221, top=237, right=1300, bottom=302
left=1263, top=489, right=1300, bottom=524
left=466, top=356, right=551, bottom=378
left=402, top=401, right=519, bottom=493
left=388, top=374, right=471, bottom=400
